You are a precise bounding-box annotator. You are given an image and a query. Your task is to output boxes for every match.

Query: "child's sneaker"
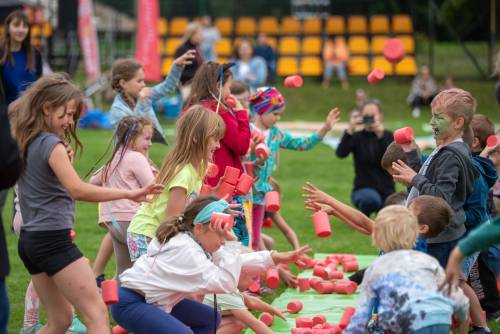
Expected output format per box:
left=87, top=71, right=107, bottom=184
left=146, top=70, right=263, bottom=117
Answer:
left=411, top=107, right=421, bottom=118
left=19, top=323, right=43, bottom=334
left=468, top=326, right=492, bottom=334
left=66, top=314, right=87, bottom=334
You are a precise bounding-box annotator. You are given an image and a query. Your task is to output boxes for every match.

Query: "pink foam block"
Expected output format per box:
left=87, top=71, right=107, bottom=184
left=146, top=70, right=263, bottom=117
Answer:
left=487, top=135, right=498, bottom=148
left=291, top=329, right=314, bottom=334
left=243, top=161, right=255, bottom=177
left=222, top=166, right=240, bottom=185
left=70, top=229, right=76, bottom=241
left=225, top=96, right=236, bottom=109
left=260, top=312, right=274, bottom=326
left=207, top=162, right=219, bottom=178
left=383, top=38, right=405, bottom=64
left=334, top=280, right=358, bottom=295
left=266, top=268, right=280, bottom=289
left=263, top=217, right=272, bottom=228
left=235, top=173, right=253, bottom=195
left=394, top=127, right=415, bottom=144
left=255, top=143, right=271, bottom=160
left=327, top=269, right=344, bottom=280
left=112, top=325, right=128, bottom=334
left=342, top=261, right=359, bottom=273
left=339, top=307, right=356, bottom=329
left=298, top=277, right=310, bottom=292
left=296, top=317, right=313, bottom=328
left=287, top=300, right=303, bottom=314
left=367, top=68, right=385, bottom=84
left=101, top=279, right=119, bottom=305
left=199, top=184, right=212, bottom=195
left=312, top=315, right=326, bottom=326
left=316, top=281, right=335, bottom=294
left=315, top=259, right=327, bottom=267
left=216, top=181, right=235, bottom=200
left=313, top=265, right=327, bottom=279
left=248, top=281, right=261, bottom=294
left=265, top=191, right=280, bottom=212
left=313, top=211, right=331, bottom=238
left=340, top=255, right=357, bottom=264
left=284, top=75, right=303, bottom=88
left=210, top=212, right=234, bottom=230
left=252, top=128, right=265, bottom=144
left=309, top=278, right=322, bottom=290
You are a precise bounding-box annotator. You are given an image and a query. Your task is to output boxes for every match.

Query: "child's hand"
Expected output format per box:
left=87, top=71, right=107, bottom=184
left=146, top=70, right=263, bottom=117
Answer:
left=228, top=94, right=244, bottom=110
left=439, top=247, right=463, bottom=296
left=270, top=306, right=286, bottom=321
left=304, top=200, right=334, bottom=215
left=324, top=107, right=340, bottom=131
left=391, top=160, right=417, bottom=186
left=139, top=87, right=152, bottom=102
left=279, top=267, right=298, bottom=289
left=211, top=218, right=238, bottom=241
left=479, top=140, right=499, bottom=158
left=302, top=182, right=332, bottom=206
left=271, top=245, right=312, bottom=264
left=174, top=49, right=196, bottom=66
left=62, top=140, right=74, bottom=163
left=128, top=183, right=165, bottom=202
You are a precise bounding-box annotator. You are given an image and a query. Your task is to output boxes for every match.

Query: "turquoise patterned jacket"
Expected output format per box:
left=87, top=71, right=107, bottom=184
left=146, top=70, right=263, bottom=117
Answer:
left=250, top=126, right=321, bottom=204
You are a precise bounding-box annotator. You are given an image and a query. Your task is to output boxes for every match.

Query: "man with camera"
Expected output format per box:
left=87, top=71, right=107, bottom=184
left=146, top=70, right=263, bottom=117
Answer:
left=336, top=100, right=395, bottom=216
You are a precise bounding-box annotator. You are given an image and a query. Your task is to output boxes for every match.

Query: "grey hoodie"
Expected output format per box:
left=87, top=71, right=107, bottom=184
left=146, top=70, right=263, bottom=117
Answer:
left=406, top=141, right=478, bottom=243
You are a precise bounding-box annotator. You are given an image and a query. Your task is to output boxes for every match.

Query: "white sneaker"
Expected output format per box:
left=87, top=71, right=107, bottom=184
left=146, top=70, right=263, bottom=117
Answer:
left=411, top=108, right=421, bottom=118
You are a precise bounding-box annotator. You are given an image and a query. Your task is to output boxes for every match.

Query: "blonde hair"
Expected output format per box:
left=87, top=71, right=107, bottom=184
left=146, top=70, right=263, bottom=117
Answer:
left=431, top=88, right=476, bottom=131
left=111, top=58, right=143, bottom=109
left=372, top=205, right=419, bottom=253
left=153, top=105, right=225, bottom=200
left=12, top=73, right=83, bottom=161
left=182, top=22, right=200, bottom=44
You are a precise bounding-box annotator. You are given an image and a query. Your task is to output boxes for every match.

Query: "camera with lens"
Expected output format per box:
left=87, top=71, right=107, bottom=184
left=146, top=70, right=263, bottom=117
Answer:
left=362, top=115, right=375, bottom=125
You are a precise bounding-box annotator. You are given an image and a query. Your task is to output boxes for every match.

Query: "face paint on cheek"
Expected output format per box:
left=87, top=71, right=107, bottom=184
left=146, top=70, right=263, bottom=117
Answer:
left=430, top=116, right=449, bottom=139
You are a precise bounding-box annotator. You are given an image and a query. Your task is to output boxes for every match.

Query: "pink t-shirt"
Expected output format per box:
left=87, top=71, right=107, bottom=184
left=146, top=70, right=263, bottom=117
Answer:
left=90, top=149, right=156, bottom=223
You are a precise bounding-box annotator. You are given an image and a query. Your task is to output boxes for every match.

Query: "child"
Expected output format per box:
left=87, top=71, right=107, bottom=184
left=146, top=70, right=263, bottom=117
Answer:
left=13, top=73, right=163, bottom=333
left=345, top=205, right=469, bottom=334
left=111, top=195, right=311, bottom=334
left=127, top=105, right=225, bottom=260
left=184, top=61, right=252, bottom=246
left=90, top=116, right=158, bottom=278
left=230, top=80, right=250, bottom=110
left=204, top=266, right=286, bottom=334
left=248, top=86, right=339, bottom=249
left=109, top=50, right=195, bottom=144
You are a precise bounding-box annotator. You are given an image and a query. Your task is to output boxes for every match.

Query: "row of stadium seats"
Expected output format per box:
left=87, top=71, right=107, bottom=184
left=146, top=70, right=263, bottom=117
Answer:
left=161, top=35, right=415, bottom=57
left=161, top=55, right=417, bottom=77
left=159, top=15, right=413, bottom=37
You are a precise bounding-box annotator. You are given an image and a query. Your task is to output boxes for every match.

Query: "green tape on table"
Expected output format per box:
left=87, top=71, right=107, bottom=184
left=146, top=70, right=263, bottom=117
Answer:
left=244, top=254, right=378, bottom=334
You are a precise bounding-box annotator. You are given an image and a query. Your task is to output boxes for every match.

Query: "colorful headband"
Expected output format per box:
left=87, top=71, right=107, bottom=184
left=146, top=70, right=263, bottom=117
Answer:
left=193, top=199, right=230, bottom=225
left=249, top=87, right=286, bottom=115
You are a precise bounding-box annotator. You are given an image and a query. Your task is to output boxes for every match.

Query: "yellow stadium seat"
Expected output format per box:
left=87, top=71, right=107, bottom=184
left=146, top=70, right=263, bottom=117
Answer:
left=217, top=57, right=229, bottom=64
left=348, top=16, right=367, bottom=34
left=258, top=16, right=279, bottom=35
left=277, top=57, right=299, bottom=76
left=267, top=37, right=277, bottom=49
left=371, top=56, right=393, bottom=75
left=325, top=16, right=345, bottom=34
left=161, top=58, right=173, bottom=76
left=158, top=18, right=168, bottom=36
left=348, top=56, right=369, bottom=75
left=278, top=37, right=300, bottom=55
left=370, top=15, right=389, bottom=34
left=281, top=16, right=301, bottom=35
left=300, top=56, right=322, bottom=76
left=31, top=37, right=41, bottom=47
left=371, top=35, right=387, bottom=53
left=392, top=15, right=413, bottom=33
left=215, top=38, right=232, bottom=57
left=395, top=56, right=417, bottom=75
left=302, top=36, right=321, bottom=55
left=215, top=17, right=233, bottom=36
left=170, top=17, right=189, bottom=36
left=398, top=35, right=415, bottom=53
left=42, top=22, right=52, bottom=37
left=348, top=36, right=369, bottom=54
left=236, top=17, right=256, bottom=36
left=31, top=25, right=41, bottom=37
left=303, top=18, right=321, bottom=34
left=166, top=38, right=182, bottom=56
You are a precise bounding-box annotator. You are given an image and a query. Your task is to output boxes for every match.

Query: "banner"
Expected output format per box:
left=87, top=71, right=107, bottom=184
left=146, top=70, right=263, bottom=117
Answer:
left=135, top=0, right=161, bottom=81
left=78, top=0, right=101, bottom=81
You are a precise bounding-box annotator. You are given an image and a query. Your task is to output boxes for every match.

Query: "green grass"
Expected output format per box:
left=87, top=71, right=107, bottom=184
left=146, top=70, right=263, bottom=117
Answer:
left=2, top=76, right=500, bottom=333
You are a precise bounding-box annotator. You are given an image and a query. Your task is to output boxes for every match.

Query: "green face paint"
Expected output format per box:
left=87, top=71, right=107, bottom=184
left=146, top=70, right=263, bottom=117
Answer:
left=429, top=112, right=450, bottom=140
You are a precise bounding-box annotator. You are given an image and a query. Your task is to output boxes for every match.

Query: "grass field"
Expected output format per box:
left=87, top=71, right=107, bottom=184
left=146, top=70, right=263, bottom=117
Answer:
left=2, top=76, right=500, bottom=333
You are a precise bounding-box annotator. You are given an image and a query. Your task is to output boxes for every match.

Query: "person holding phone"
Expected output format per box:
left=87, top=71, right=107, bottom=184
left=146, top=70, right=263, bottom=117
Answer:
left=336, top=100, right=395, bottom=216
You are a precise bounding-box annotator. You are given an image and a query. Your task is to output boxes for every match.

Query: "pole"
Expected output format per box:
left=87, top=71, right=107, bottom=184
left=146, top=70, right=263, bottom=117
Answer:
left=428, top=0, right=435, bottom=74
left=489, top=0, right=496, bottom=75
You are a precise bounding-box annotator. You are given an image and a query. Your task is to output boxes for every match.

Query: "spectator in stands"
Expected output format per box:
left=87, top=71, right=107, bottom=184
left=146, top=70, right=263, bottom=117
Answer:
left=174, top=22, right=204, bottom=99
left=322, top=36, right=349, bottom=90
left=231, top=39, right=267, bottom=92
left=253, top=33, right=277, bottom=83
left=440, top=76, right=455, bottom=91
left=353, top=89, right=368, bottom=112
left=407, top=65, right=438, bottom=118
left=199, top=16, right=220, bottom=62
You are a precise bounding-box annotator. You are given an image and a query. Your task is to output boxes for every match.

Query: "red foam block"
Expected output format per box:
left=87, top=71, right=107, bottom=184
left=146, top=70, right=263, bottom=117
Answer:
left=260, top=312, right=274, bottom=326
left=312, top=315, right=326, bottom=326
left=383, top=38, right=405, bottom=64
left=313, top=211, right=331, bottom=238
left=112, top=325, right=128, bottom=334
left=243, top=161, right=255, bottom=178
left=367, top=68, right=385, bottom=84
left=394, top=127, right=415, bottom=144
left=101, top=279, right=118, bottom=305
left=316, top=281, right=335, bottom=294
left=342, top=261, right=359, bottom=273
left=199, top=184, right=212, bottom=195
left=263, top=217, right=272, bottom=228
left=255, top=143, right=271, bottom=160
left=248, top=281, right=261, bottom=294
left=207, top=162, right=219, bottom=178
left=298, top=277, right=310, bottom=292
left=222, top=166, right=240, bottom=185
left=226, top=96, right=236, bottom=108
left=265, top=191, right=280, bottom=212
left=235, top=173, right=253, bottom=195
left=266, top=268, right=280, bottom=289
left=487, top=135, right=498, bottom=148
left=339, top=307, right=356, bottom=329
left=284, top=75, right=303, bottom=88
left=210, top=212, right=234, bottom=230
left=287, top=300, right=303, bottom=314
left=216, top=181, right=235, bottom=200
left=334, top=280, right=358, bottom=294
left=296, top=317, right=313, bottom=328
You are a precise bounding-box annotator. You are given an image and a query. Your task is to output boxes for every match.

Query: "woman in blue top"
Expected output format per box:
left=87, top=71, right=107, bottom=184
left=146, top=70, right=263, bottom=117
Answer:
left=0, top=10, right=42, bottom=106
left=231, top=40, right=267, bottom=92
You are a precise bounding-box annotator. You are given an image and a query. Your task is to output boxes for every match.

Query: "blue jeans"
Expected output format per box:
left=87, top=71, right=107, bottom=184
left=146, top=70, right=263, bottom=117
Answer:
left=427, top=239, right=459, bottom=268
left=351, top=188, right=383, bottom=216
left=0, top=278, right=8, bottom=334
left=413, top=324, right=450, bottom=334
left=111, top=287, right=221, bottom=334
left=323, top=63, right=347, bottom=81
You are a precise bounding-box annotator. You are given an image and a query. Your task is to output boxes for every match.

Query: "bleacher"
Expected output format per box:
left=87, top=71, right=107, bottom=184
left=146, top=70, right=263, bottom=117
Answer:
left=159, top=14, right=417, bottom=77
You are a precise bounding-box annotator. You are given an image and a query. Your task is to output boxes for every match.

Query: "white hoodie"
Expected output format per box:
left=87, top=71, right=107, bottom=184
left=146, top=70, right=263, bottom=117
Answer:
left=119, top=233, right=274, bottom=313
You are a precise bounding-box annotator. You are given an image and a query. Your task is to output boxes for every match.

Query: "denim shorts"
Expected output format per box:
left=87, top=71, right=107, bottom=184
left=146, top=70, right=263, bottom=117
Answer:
left=461, top=252, right=479, bottom=278
left=126, top=232, right=151, bottom=261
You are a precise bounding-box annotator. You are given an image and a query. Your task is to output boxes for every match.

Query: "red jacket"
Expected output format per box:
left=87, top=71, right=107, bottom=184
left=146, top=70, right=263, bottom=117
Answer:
left=202, top=99, right=250, bottom=187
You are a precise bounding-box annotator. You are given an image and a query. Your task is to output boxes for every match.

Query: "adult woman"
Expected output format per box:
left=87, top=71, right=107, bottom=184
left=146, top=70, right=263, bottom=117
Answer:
left=322, top=36, right=349, bottom=90
left=174, top=22, right=204, bottom=99
left=0, top=10, right=42, bottom=106
left=231, top=39, right=267, bottom=92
